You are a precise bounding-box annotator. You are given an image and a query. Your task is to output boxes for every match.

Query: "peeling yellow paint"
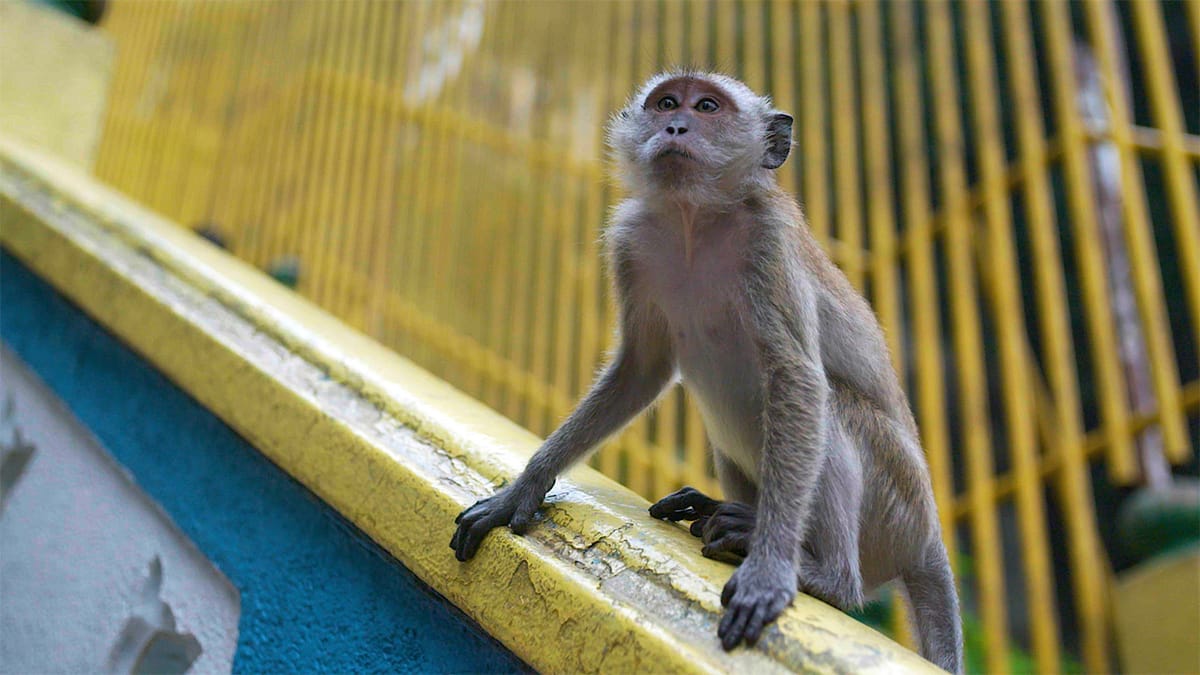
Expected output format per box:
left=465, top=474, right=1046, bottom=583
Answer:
left=0, top=134, right=938, bottom=674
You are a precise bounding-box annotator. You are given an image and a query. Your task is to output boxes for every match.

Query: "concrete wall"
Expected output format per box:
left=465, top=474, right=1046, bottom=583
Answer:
left=1, top=346, right=240, bottom=674
left=0, top=251, right=525, bottom=673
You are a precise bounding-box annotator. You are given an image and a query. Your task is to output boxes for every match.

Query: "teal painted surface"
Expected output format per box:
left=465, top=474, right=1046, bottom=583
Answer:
left=0, top=250, right=526, bottom=674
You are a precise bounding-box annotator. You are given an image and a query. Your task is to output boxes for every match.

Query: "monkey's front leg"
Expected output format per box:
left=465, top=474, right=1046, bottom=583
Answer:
left=450, top=336, right=674, bottom=561
left=717, top=353, right=829, bottom=649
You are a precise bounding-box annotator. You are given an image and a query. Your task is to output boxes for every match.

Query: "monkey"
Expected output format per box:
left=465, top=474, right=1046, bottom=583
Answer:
left=450, top=69, right=963, bottom=672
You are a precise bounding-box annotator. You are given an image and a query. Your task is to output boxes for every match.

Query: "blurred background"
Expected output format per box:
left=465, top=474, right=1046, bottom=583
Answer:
left=5, top=0, right=1199, bottom=672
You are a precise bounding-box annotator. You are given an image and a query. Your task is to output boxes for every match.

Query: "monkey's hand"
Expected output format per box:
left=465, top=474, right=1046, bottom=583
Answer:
left=449, top=482, right=545, bottom=562
left=718, top=556, right=797, bottom=650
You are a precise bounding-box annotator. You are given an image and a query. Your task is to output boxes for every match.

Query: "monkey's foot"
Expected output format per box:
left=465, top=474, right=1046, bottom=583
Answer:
left=698, top=502, right=754, bottom=561
left=648, top=486, right=720, bottom=522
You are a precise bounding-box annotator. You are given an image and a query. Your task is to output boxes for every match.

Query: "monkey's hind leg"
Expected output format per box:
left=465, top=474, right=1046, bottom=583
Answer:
left=795, top=416, right=865, bottom=611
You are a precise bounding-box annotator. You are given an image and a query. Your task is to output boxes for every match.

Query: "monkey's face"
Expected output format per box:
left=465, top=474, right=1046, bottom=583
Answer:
left=609, top=72, right=792, bottom=199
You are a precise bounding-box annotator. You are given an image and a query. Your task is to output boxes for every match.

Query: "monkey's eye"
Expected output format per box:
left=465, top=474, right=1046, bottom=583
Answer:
left=696, top=97, right=720, bottom=113
left=656, top=96, right=679, bottom=111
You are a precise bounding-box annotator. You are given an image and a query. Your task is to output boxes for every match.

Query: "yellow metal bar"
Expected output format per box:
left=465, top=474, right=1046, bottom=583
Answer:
left=549, top=6, right=586, bottom=425
left=740, top=0, right=766, bottom=93
left=316, top=0, right=367, bottom=314
left=689, top=0, right=712, bottom=69
left=94, top=2, right=137, bottom=180
left=173, top=0, right=225, bottom=229
left=998, top=2, right=1112, bottom=671
left=366, top=1, right=403, bottom=348
left=144, top=0, right=194, bottom=221
left=1, top=135, right=940, bottom=675
left=888, top=0, right=956, bottom=584
left=253, top=0, right=298, bottom=273
left=224, top=2, right=272, bottom=266
left=294, top=0, right=340, bottom=300
left=922, top=2, right=1011, bottom=670
left=768, top=0, right=798, bottom=199
left=1189, top=0, right=1200, bottom=69
left=577, top=1, right=610, bottom=474
left=328, top=0, right=380, bottom=325
left=354, top=0, right=395, bottom=334
left=404, top=0, right=450, bottom=369
left=857, top=0, right=903, bottom=377
left=1127, top=0, right=1200, bottom=350
left=481, top=1, right=523, bottom=415
left=129, top=1, right=182, bottom=210
left=501, top=2, right=540, bottom=425
left=715, top=0, right=737, bottom=75
left=1039, top=0, right=1138, bottom=483
left=104, top=1, right=162, bottom=195
left=663, top=0, right=686, bottom=66
left=799, top=1, right=829, bottom=242
left=528, top=3, right=568, bottom=433
left=429, top=0, right=478, bottom=386
left=388, top=0, right=431, bottom=358
left=827, top=0, right=863, bottom=290
left=959, top=3, right=1063, bottom=671
left=1082, top=0, right=1192, bottom=466
left=856, top=29, right=924, bottom=646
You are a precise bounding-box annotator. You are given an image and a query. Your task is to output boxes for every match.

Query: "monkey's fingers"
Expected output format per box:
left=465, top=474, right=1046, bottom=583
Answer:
left=718, top=585, right=792, bottom=650
left=689, top=517, right=708, bottom=537
left=450, top=498, right=511, bottom=561
left=648, top=486, right=720, bottom=521
left=701, top=534, right=750, bottom=562
left=718, top=602, right=753, bottom=650
left=452, top=515, right=500, bottom=561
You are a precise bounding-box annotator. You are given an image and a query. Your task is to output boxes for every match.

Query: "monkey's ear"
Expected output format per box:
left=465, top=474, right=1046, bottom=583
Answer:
left=762, top=112, right=793, bottom=170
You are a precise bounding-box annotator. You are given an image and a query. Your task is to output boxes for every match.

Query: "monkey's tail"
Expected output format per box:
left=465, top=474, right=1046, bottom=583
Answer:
left=900, top=541, right=964, bottom=674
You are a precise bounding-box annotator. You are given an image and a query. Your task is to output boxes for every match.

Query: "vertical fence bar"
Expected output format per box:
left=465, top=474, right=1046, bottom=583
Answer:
left=1127, top=0, right=1200, bottom=349
left=598, top=0, right=638, bottom=483
left=999, top=3, right=1113, bottom=671
left=798, top=1, right=829, bottom=243
left=365, top=1, right=404, bottom=345
left=887, top=0, right=971, bottom=664
left=1039, top=0, right=1138, bottom=483
left=959, top=3, right=1063, bottom=670
left=922, top=2, right=1013, bottom=669
left=768, top=0, right=799, bottom=199
left=827, top=0, right=863, bottom=289
left=1081, top=0, right=1192, bottom=466
left=263, top=1, right=319, bottom=278
left=214, top=1, right=271, bottom=267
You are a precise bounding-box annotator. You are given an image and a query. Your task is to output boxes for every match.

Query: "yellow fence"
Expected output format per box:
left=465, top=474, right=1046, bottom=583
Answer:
left=91, top=1, right=1198, bottom=673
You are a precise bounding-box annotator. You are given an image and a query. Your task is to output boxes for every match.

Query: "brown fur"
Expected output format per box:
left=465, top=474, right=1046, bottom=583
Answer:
left=451, top=71, right=962, bottom=672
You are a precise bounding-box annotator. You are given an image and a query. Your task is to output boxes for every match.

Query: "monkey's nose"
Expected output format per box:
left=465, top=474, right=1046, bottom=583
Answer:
left=666, top=123, right=688, bottom=136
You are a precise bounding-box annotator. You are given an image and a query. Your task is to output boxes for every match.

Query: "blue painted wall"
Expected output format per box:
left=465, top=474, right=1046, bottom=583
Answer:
left=1, top=250, right=526, bottom=674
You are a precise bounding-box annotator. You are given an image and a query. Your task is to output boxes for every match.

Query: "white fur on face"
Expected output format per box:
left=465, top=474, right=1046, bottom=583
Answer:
left=606, top=70, right=779, bottom=203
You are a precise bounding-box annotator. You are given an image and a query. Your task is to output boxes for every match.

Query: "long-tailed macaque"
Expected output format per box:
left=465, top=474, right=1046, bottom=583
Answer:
left=450, top=70, right=962, bottom=672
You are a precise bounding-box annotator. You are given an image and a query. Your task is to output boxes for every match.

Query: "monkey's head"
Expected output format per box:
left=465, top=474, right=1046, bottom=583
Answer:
left=608, top=70, right=793, bottom=201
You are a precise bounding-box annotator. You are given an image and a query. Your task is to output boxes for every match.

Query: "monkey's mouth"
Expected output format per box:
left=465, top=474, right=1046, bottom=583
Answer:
left=654, top=147, right=696, bottom=162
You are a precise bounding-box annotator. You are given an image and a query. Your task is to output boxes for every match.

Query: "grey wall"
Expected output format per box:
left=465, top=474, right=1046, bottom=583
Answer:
left=1, top=346, right=239, bottom=674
